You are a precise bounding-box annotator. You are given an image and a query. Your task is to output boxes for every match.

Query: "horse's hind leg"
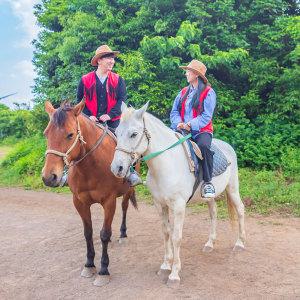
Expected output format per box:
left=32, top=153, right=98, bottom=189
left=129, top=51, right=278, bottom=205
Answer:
left=226, top=186, right=246, bottom=251
left=93, top=198, right=116, bottom=287
left=73, top=196, right=96, bottom=278
left=203, top=199, right=217, bottom=252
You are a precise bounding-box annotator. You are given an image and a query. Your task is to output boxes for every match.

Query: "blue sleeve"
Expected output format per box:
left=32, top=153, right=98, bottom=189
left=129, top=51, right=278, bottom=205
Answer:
left=170, top=92, right=182, bottom=130
left=189, top=89, right=216, bottom=131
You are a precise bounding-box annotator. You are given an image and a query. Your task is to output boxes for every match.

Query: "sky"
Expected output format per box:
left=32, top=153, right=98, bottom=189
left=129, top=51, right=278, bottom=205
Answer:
left=0, top=0, right=39, bottom=108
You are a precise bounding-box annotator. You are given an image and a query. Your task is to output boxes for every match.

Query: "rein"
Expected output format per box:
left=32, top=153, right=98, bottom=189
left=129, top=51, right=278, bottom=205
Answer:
left=45, top=118, right=108, bottom=168
left=115, top=118, right=192, bottom=164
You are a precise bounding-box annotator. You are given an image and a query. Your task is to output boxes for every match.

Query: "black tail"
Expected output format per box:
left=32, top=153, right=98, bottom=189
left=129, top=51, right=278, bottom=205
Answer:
left=129, top=189, right=138, bottom=210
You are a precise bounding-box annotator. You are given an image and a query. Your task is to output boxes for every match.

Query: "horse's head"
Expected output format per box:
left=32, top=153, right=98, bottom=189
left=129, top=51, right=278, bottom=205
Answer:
left=111, top=102, right=149, bottom=178
left=42, top=100, right=85, bottom=187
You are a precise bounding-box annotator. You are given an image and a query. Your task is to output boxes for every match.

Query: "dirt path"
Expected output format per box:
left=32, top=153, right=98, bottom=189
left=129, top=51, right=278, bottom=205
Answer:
left=0, top=187, right=299, bottom=299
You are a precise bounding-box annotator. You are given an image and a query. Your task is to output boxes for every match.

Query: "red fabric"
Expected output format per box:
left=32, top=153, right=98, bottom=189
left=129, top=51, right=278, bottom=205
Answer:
left=180, top=85, right=213, bottom=133
left=81, top=71, right=120, bottom=121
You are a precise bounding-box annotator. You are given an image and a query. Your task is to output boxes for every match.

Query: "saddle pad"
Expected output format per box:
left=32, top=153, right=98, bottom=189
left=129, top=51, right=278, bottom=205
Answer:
left=211, top=142, right=230, bottom=177
left=184, top=137, right=230, bottom=178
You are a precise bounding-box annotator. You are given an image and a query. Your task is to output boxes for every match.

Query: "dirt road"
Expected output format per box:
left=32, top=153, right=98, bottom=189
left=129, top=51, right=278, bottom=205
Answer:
left=0, top=187, right=299, bottom=299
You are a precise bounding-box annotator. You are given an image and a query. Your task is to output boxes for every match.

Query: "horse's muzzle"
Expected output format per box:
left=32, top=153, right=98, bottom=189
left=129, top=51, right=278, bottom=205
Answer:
left=111, top=162, right=127, bottom=178
left=42, top=173, right=60, bottom=187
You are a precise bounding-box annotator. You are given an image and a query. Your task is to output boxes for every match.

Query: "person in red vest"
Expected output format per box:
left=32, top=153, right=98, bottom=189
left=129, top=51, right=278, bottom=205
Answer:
left=170, top=60, right=216, bottom=198
left=77, top=44, right=125, bottom=130
left=75, top=44, right=141, bottom=186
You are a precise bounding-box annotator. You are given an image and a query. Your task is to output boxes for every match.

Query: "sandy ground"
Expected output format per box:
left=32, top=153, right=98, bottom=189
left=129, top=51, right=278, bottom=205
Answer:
left=0, top=187, right=299, bottom=299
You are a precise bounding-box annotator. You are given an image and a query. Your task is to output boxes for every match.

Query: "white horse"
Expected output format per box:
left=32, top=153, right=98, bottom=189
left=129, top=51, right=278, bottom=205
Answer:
left=111, top=102, right=246, bottom=285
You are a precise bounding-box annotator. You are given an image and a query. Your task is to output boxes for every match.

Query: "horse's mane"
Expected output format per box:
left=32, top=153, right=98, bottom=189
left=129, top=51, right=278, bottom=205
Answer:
left=122, top=106, right=169, bottom=128
left=52, top=101, right=73, bottom=127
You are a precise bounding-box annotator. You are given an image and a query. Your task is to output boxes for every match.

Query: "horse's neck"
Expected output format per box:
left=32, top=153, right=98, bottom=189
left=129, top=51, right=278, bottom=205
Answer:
left=78, top=115, right=112, bottom=159
left=143, top=113, right=186, bottom=175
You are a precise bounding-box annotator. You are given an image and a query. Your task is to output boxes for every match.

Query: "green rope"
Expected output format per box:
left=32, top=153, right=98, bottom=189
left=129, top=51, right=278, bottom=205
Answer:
left=141, top=133, right=192, bottom=162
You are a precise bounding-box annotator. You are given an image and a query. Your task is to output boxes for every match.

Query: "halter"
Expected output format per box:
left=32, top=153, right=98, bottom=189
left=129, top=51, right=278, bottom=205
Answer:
left=45, top=118, right=110, bottom=167
left=115, top=118, right=151, bottom=163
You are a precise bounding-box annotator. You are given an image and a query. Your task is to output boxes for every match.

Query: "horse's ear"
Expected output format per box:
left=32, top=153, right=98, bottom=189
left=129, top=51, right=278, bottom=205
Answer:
left=135, top=101, right=149, bottom=119
left=45, top=101, right=55, bottom=116
left=121, top=101, right=128, bottom=113
left=73, top=100, right=85, bottom=116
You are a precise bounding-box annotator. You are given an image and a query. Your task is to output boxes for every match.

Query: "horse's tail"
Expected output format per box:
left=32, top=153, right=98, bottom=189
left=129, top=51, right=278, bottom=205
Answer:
left=129, top=188, right=138, bottom=210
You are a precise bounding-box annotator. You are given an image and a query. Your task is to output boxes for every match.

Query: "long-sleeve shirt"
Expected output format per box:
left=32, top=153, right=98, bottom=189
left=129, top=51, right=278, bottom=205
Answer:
left=170, top=85, right=216, bottom=136
left=77, top=75, right=127, bottom=121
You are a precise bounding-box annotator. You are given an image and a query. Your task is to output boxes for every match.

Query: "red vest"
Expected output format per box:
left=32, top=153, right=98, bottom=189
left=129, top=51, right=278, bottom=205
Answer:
left=180, top=86, right=213, bottom=133
left=81, top=71, right=120, bottom=121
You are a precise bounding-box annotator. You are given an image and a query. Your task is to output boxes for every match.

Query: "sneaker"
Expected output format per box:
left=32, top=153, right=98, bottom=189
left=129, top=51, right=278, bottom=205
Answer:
left=127, top=170, right=142, bottom=187
left=202, top=182, right=215, bottom=198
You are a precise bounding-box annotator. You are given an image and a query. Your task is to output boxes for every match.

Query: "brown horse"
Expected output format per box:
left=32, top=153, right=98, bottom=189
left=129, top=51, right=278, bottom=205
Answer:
left=42, top=100, right=137, bottom=287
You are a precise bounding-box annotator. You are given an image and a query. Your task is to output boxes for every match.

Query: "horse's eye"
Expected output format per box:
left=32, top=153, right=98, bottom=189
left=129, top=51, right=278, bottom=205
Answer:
left=67, top=133, right=74, bottom=140
left=130, top=132, right=138, bottom=138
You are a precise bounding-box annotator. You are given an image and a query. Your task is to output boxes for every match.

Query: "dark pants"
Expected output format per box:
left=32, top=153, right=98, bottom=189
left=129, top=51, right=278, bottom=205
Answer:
left=193, top=132, right=214, bottom=182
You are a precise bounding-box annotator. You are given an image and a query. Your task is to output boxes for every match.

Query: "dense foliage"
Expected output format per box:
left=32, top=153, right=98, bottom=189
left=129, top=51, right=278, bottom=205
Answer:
left=32, top=0, right=300, bottom=169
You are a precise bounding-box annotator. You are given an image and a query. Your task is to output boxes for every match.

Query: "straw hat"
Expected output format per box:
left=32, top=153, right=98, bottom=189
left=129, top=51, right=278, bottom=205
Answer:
left=91, top=45, right=120, bottom=66
left=179, top=59, right=208, bottom=83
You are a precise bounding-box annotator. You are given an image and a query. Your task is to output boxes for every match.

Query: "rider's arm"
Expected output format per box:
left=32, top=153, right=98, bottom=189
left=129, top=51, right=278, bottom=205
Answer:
left=77, top=78, right=92, bottom=116
left=170, top=92, right=182, bottom=130
left=189, top=89, right=216, bottom=131
left=108, top=77, right=127, bottom=119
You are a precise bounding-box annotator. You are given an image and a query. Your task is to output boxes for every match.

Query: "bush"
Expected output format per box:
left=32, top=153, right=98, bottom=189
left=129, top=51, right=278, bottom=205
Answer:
left=0, top=135, right=46, bottom=188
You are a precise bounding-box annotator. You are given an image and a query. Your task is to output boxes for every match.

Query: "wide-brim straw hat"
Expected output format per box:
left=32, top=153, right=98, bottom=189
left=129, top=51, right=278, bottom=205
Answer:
left=91, top=45, right=120, bottom=66
left=179, top=59, right=208, bottom=83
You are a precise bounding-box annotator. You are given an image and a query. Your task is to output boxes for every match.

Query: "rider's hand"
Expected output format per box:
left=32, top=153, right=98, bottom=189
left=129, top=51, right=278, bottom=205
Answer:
left=99, top=114, right=111, bottom=122
left=89, top=116, right=98, bottom=122
left=183, top=123, right=191, bottom=131
left=177, top=122, right=185, bottom=129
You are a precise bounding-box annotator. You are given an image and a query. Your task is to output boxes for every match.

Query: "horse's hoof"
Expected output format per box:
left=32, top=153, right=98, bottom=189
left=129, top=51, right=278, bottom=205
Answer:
left=233, top=244, right=245, bottom=252
left=118, top=237, right=128, bottom=244
left=167, top=278, right=180, bottom=288
left=157, top=269, right=171, bottom=282
left=81, top=267, right=96, bottom=278
left=203, top=245, right=214, bottom=253
left=93, top=275, right=110, bottom=287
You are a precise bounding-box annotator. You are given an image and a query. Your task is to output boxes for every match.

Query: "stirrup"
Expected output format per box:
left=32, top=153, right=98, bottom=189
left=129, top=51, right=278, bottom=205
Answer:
left=127, top=169, right=142, bottom=187
left=59, top=169, right=68, bottom=187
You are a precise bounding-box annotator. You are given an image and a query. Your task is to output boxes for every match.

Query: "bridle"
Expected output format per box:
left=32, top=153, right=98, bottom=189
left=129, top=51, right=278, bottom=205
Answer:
left=115, top=118, right=151, bottom=164
left=45, top=118, right=108, bottom=168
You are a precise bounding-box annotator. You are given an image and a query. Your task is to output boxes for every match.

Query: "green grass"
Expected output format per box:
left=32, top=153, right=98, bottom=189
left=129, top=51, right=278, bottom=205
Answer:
left=188, top=168, right=300, bottom=218
left=0, top=137, right=299, bottom=217
left=135, top=168, right=300, bottom=217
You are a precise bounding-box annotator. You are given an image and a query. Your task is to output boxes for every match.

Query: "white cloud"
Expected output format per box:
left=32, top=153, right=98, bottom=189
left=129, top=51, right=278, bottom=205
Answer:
left=3, top=0, right=40, bottom=48
left=15, top=59, right=35, bottom=79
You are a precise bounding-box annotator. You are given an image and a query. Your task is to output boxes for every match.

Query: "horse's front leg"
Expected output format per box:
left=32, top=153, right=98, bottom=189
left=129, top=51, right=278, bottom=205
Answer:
left=203, top=199, right=217, bottom=252
left=93, top=198, right=116, bottom=287
left=73, top=196, right=96, bottom=278
left=168, top=201, right=186, bottom=286
left=155, top=202, right=173, bottom=281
